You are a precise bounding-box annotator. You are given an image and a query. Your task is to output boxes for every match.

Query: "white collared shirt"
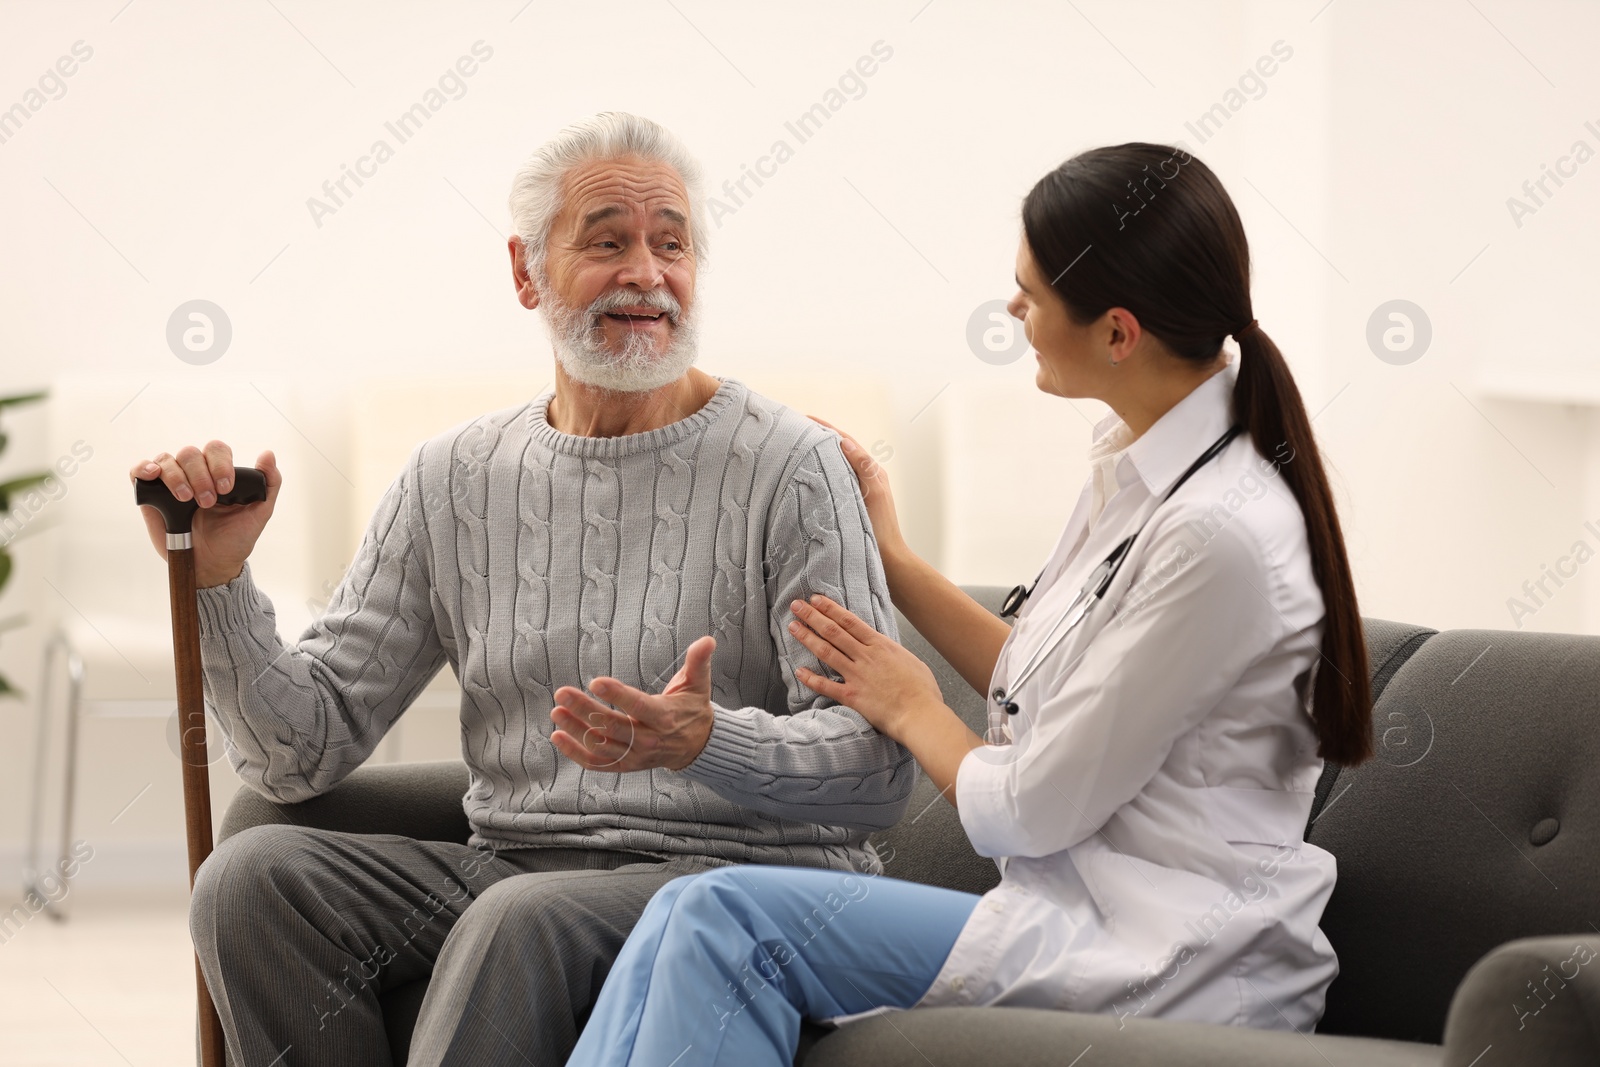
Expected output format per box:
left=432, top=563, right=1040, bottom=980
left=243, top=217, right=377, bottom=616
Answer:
left=911, top=359, right=1339, bottom=1031
left=1085, top=418, right=1134, bottom=532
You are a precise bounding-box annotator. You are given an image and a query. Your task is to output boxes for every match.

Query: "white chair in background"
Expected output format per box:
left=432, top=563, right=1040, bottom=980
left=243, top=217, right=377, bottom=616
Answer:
left=23, top=374, right=331, bottom=902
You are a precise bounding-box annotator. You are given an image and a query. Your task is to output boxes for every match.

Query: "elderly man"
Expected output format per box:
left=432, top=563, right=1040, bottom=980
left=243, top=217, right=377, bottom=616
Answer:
left=132, top=112, right=913, bottom=1067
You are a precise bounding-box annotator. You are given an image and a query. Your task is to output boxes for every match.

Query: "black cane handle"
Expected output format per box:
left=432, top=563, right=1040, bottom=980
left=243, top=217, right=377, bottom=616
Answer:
left=134, top=466, right=268, bottom=535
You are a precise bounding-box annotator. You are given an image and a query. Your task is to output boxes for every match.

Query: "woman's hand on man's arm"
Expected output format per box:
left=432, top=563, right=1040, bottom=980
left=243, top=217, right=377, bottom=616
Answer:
left=788, top=593, right=985, bottom=811
left=809, top=414, right=1012, bottom=699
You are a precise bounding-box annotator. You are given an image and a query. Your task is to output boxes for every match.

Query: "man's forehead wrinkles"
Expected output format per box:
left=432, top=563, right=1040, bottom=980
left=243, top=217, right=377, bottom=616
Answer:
left=564, top=166, right=687, bottom=206
left=574, top=196, right=687, bottom=216
left=571, top=181, right=685, bottom=203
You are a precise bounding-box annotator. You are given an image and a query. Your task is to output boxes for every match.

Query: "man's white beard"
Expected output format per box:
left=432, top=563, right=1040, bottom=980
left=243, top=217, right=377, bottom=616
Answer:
left=537, top=275, right=700, bottom=393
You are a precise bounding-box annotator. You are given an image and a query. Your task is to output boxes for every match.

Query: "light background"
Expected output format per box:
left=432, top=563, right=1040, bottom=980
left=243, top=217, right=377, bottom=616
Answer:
left=1, top=0, right=1596, bottom=895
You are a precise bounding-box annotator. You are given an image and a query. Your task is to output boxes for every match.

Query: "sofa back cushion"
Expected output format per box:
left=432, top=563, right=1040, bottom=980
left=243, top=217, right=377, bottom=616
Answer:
left=1308, top=627, right=1600, bottom=1043
left=878, top=594, right=1443, bottom=910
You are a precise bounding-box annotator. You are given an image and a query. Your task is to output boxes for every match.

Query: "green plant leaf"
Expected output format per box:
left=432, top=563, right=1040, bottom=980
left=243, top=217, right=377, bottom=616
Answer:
left=0, top=386, right=45, bottom=703
left=0, top=471, right=51, bottom=513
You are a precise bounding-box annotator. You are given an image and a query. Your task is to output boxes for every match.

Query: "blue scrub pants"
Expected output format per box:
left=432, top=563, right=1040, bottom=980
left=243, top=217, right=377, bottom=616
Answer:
left=565, top=864, right=981, bottom=1066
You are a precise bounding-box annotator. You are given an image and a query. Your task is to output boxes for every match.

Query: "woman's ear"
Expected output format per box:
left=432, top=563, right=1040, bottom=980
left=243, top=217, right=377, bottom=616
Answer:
left=1106, top=306, right=1143, bottom=350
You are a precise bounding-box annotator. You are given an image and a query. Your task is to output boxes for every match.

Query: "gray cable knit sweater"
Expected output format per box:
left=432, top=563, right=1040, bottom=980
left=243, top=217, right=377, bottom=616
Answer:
left=194, top=377, right=915, bottom=874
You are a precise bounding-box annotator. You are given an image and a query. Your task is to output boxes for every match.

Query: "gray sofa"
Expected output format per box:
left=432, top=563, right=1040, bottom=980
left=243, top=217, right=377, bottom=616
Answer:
left=216, top=586, right=1600, bottom=1066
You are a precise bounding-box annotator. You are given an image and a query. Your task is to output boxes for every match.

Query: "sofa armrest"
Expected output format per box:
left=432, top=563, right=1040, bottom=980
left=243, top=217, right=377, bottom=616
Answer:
left=1440, top=934, right=1600, bottom=1066
left=215, top=759, right=473, bottom=846
left=802, top=1006, right=1440, bottom=1066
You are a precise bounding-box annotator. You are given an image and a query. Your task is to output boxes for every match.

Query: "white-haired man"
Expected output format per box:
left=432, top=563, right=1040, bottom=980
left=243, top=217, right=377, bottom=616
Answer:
left=134, top=112, right=914, bottom=1066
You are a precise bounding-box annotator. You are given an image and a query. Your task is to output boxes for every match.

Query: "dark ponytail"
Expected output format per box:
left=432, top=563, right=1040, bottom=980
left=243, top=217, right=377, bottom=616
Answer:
left=1021, top=143, right=1373, bottom=766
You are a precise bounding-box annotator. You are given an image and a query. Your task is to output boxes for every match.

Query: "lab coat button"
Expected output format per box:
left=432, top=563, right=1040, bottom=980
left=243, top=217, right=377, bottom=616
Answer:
left=949, top=975, right=965, bottom=992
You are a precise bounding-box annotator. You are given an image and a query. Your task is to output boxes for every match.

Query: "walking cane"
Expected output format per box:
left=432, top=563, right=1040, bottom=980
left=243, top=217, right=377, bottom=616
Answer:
left=135, top=467, right=267, bottom=1067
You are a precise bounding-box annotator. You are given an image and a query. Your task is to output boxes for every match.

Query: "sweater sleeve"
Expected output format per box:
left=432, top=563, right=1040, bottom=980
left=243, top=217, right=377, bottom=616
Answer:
left=194, top=454, right=448, bottom=802
left=680, top=439, right=918, bottom=831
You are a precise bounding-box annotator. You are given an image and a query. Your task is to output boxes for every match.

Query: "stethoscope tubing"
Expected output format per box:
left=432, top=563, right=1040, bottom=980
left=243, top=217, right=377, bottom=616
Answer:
left=991, top=423, right=1244, bottom=715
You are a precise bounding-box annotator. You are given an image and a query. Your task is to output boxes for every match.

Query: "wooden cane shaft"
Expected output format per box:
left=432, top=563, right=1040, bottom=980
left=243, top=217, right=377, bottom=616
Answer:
left=165, top=547, right=226, bottom=1067
left=166, top=549, right=213, bottom=882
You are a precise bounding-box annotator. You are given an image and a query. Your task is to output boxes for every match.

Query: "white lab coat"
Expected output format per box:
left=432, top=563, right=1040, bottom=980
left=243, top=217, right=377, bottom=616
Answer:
left=911, top=360, right=1339, bottom=1032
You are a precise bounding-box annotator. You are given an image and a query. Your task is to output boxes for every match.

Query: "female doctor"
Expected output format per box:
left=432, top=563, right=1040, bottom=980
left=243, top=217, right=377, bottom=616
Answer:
left=564, top=142, right=1375, bottom=1065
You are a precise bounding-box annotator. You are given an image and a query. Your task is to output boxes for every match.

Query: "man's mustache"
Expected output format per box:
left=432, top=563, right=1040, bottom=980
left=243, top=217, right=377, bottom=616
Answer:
left=586, top=289, right=683, bottom=325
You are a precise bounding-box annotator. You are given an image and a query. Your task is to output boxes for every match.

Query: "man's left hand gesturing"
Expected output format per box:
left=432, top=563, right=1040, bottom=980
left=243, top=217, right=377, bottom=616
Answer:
left=550, top=635, right=717, bottom=772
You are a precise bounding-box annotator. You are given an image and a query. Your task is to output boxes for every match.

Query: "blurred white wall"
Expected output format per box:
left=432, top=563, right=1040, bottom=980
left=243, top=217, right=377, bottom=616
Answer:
left=1, top=0, right=1596, bottom=890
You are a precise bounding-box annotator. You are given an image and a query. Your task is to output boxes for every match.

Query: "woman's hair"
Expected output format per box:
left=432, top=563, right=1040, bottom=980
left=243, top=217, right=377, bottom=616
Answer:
left=1021, top=142, right=1373, bottom=765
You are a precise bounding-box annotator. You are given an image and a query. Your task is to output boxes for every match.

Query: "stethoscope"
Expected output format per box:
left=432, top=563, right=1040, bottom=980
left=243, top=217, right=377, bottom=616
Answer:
left=991, top=423, right=1244, bottom=716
